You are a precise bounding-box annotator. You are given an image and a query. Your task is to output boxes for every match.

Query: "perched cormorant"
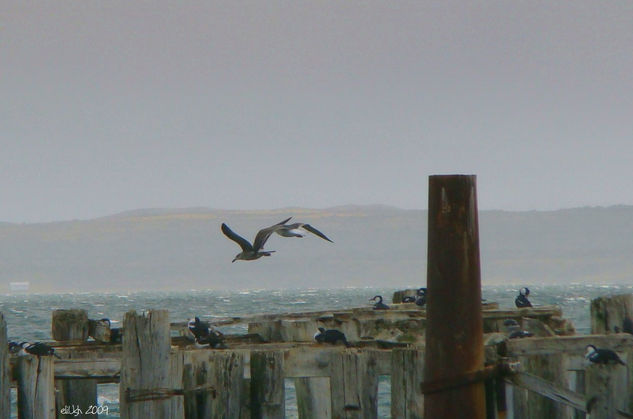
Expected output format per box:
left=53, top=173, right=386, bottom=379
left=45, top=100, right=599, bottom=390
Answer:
left=314, top=327, right=350, bottom=347
left=585, top=344, right=625, bottom=365
left=221, top=218, right=291, bottom=262
left=515, top=287, right=533, bottom=308
left=370, top=295, right=390, bottom=310
left=402, top=288, right=426, bottom=307
left=415, top=288, right=427, bottom=307
left=21, top=342, right=61, bottom=358
left=187, top=317, right=224, bottom=348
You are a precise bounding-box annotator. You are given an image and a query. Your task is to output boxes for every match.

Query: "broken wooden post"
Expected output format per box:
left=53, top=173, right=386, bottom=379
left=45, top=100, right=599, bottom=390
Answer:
left=88, top=318, right=112, bottom=343
left=52, top=309, right=89, bottom=341
left=250, top=350, right=285, bottom=419
left=391, top=348, right=424, bottom=419
left=17, top=355, right=56, bottom=419
left=329, top=350, right=379, bottom=419
left=52, top=309, right=96, bottom=419
left=119, top=310, right=183, bottom=419
left=424, top=174, right=486, bottom=418
left=295, top=377, right=331, bottom=419
left=0, top=313, right=9, bottom=419
left=590, top=294, right=633, bottom=334
left=182, top=350, right=246, bottom=418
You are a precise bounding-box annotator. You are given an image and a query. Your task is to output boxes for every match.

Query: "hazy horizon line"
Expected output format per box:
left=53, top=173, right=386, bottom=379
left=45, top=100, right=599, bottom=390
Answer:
left=3, top=203, right=632, bottom=226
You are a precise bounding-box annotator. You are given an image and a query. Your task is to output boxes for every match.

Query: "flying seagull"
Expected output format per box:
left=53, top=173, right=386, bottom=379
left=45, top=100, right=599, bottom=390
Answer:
left=274, top=218, right=334, bottom=243
left=221, top=217, right=291, bottom=262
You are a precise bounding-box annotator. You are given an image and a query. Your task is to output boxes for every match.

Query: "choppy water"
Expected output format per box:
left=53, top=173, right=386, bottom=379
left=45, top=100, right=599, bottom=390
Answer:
left=2, top=284, right=631, bottom=418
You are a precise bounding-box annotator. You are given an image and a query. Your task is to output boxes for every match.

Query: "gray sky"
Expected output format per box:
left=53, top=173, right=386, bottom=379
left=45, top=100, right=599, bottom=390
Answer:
left=2, top=1, right=632, bottom=223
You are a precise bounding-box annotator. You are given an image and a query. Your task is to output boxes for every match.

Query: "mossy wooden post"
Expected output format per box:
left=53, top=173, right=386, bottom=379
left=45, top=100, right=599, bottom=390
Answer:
left=585, top=363, right=628, bottom=419
left=0, top=313, right=9, bottom=419
left=52, top=309, right=96, bottom=419
left=424, top=175, right=485, bottom=419
left=391, top=348, right=424, bottom=419
left=250, top=350, right=285, bottom=419
left=119, top=310, right=183, bottom=419
left=182, top=350, right=245, bottom=418
left=329, top=350, right=379, bottom=419
left=590, top=294, right=633, bottom=334
left=17, top=355, right=56, bottom=419
left=295, top=377, right=331, bottom=419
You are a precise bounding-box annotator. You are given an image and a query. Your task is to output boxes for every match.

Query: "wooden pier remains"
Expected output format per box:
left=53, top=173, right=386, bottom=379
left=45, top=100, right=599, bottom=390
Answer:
left=2, top=298, right=632, bottom=419
left=3, top=175, right=633, bottom=418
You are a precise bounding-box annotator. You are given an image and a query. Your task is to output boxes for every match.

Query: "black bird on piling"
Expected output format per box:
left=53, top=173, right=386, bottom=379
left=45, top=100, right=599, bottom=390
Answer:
left=402, top=288, right=426, bottom=306
left=415, top=288, right=427, bottom=307
left=221, top=218, right=291, bottom=262
left=370, top=295, right=390, bottom=310
left=585, top=344, right=625, bottom=365
left=503, top=319, right=534, bottom=339
left=187, top=317, right=224, bottom=348
left=515, top=287, right=533, bottom=308
left=21, top=342, right=61, bottom=359
left=314, top=327, right=350, bottom=347
left=274, top=218, right=334, bottom=243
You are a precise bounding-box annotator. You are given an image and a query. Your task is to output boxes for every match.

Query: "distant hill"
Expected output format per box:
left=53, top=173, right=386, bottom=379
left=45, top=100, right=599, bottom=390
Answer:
left=1, top=205, right=632, bottom=292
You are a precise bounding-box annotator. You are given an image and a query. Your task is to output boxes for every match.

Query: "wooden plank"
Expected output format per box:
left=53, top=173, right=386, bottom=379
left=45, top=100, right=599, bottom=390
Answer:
left=295, top=377, right=332, bottom=419
left=506, top=334, right=633, bottom=356
left=329, top=350, right=379, bottom=419
left=119, top=310, right=183, bottom=419
left=0, top=313, right=9, bottom=419
left=513, top=353, right=575, bottom=419
left=170, top=305, right=559, bottom=330
left=283, top=347, right=391, bottom=378
left=52, top=309, right=97, bottom=419
left=17, top=355, right=56, bottom=419
left=505, top=371, right=586, bottom=413
left=391, top=348, right=424, bottom=419
left=250, top=350, right=285, bottom=419
left=182, top=350, right=246, bottom=419
left=54, top=359, right=120, bottom=378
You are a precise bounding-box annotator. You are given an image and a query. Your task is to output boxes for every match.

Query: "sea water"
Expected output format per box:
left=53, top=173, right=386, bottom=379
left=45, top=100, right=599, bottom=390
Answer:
left=2, top=283, right=631, bottom=418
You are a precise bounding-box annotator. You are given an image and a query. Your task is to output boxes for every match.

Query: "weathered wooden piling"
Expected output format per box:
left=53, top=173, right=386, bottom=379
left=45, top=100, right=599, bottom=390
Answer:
left=182, top=350, right=246, bottom=418
left=17, top=355, right=56, bottom=419
left=585, top=363, right=628, bottom=419
left=52, top=309, right=97, bottom=419
left=391, top=348, right=424, bottom=419
left=424, top=174, right=485, bottom=418
left=591, top=294, right=633, bottom=334
left=295, top=377, right=332, bottom=419
left=330, top=350, right=380, bottom=419
left=119, top=309, right=183, bottom=419
left=250, top=350, right=285, bottom=419
left=0, top=313, right=10, bottom=419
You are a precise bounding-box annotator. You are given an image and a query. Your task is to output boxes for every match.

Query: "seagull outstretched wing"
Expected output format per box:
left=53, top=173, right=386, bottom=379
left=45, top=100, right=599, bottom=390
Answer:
left=252, top=217, right=292, bottom=251
left=221, top=223, right=253, bottom=252
left=301, top=224, right=333, bottom=242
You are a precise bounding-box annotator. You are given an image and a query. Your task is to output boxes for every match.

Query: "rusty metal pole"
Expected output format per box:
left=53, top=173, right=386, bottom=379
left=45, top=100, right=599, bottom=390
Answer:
left=424, top=174, right=486, bottom=418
